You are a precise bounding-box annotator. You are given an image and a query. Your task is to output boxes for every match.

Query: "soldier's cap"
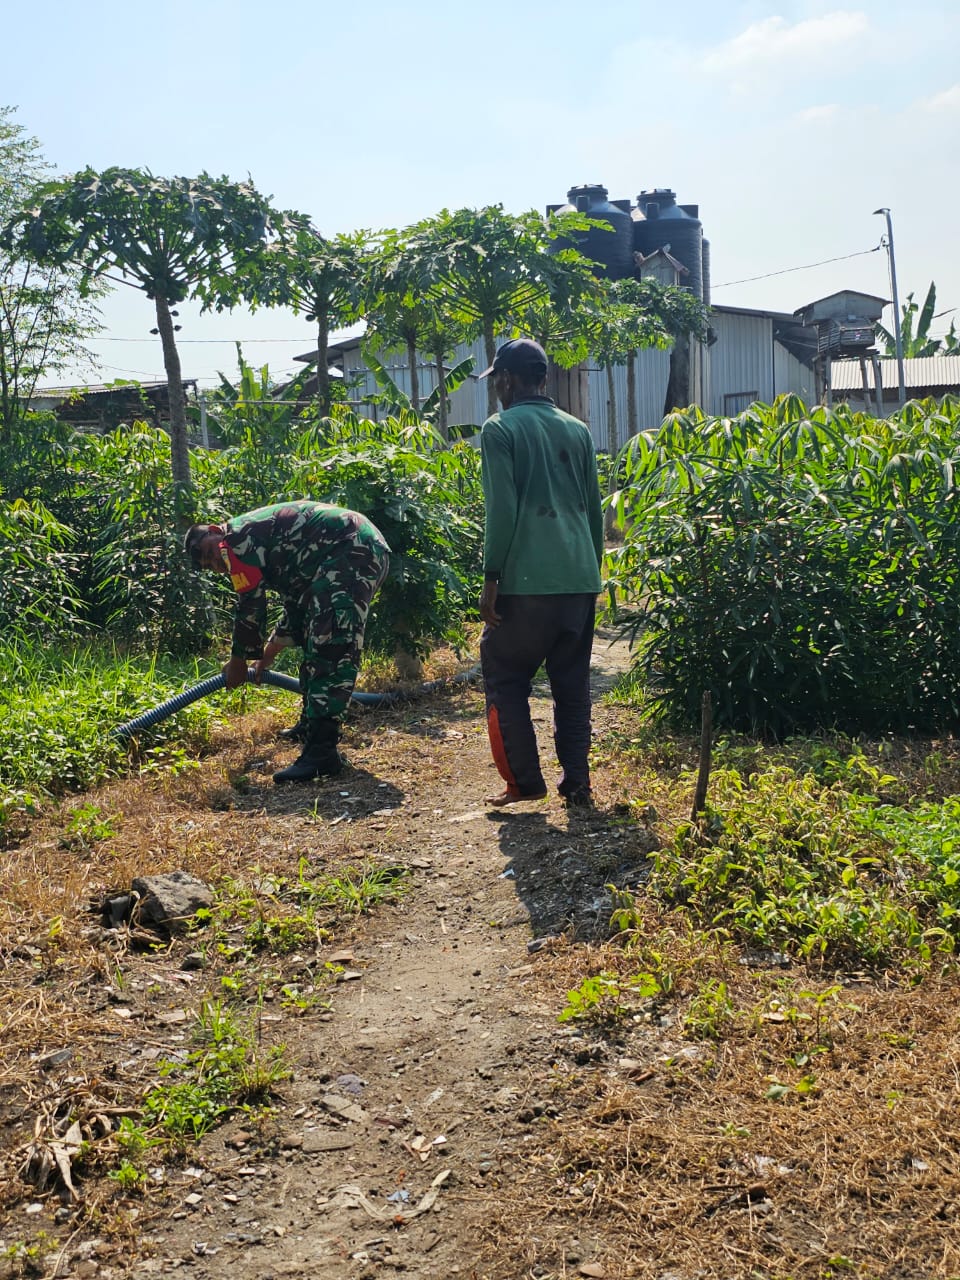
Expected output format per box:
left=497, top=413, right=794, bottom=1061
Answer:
left=477, top=338, right=548, bottom=380
left=183, top=523, right=221, bottom=566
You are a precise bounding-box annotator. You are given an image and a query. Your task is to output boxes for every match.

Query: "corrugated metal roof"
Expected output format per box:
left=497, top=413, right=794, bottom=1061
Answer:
left=831, top=357, right=960, bottom=390
left=35, top=380, right=173, bottom=396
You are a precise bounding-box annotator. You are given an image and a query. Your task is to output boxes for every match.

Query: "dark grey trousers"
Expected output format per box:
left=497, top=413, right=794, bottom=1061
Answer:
left=480, top=593, right=596, bottom=799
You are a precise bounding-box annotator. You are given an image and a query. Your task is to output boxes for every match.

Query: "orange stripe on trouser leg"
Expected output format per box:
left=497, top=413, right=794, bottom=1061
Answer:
left=487, top=705, right=521, bottom=797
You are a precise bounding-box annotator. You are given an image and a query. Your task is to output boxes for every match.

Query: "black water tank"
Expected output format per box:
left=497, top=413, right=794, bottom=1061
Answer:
left=548, top=183, right=634, bottom=280
left=632, top=189, right=704, bottom=300
left=701, top=238, right=711, bottom=308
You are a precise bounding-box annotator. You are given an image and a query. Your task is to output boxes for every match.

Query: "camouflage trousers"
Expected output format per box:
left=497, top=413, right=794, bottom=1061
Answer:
left=284, top=540, right=390, bottom=722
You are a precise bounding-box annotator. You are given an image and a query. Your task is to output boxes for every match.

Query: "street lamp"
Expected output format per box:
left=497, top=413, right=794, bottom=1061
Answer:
left=873, top=207, right=906, bottom=408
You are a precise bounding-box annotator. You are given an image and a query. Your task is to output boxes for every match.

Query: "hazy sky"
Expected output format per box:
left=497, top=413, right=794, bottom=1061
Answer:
left=6, top=0, right=958, bottom=388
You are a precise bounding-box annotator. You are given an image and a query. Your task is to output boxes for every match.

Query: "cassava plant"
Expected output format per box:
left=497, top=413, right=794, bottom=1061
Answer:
left=607, top=393, right=960, bottom=736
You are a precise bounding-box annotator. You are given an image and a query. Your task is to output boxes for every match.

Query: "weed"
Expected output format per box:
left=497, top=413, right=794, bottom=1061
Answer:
left=765, top=1074, right=818, bottom=1102
left=558, top=970, right=660, bottom=1028
left=651, top=765, right=951, bottom=968
left=295, top=858, right=410, bottom=914
left=2, top=1233, right=51, bottom=1277
left=279, top=982, right=329, bottom=1013
left=243, top=914, right=321, bottom=954
left=142, top=997, right=289, bottom=1145
left=683, top=979, right=735, bottom=1040
left=61, top=801, right=119, bottom=847
left=108, top=1159, right=148, bottom=1194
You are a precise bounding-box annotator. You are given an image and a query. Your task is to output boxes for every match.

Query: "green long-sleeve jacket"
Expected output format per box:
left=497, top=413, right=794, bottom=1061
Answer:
left=480, top=396, right=603, bottom=595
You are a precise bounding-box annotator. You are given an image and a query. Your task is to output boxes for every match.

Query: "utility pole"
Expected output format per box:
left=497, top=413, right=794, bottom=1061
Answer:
left=874, top=207, right=906, bottom=408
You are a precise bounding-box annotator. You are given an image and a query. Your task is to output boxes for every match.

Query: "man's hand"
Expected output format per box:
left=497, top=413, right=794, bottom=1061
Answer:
left=222, top=655, right=249, bottom=689
left=251, top=639, right=284, bottom=684
left=479, top=580, right=501, bottom=627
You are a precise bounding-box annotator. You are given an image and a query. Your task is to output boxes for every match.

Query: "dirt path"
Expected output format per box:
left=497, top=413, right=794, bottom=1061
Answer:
left=96, top=632, right=645, bottom=1280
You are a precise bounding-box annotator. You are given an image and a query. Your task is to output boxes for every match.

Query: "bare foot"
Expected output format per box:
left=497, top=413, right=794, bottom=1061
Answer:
left=485, top=789, right=548, bottom=808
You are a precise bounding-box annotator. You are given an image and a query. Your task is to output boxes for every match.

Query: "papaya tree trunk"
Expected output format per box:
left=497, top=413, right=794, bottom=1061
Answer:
left=664, top=334, right=691, bottom=416
left=434, top=346, right=448, bottom=441
left=0, top=325, right=11, bottom=444
left=155, top=293, right=193, bottom=518
left=626, top=351, right=638, bottom=439
left=606, top=363, right=619, bottom=455
left=483, top=320, right=497, bottom=418
left=316, top=310, right=331, bottom=416
left=406, top=334, right=420, bottom=412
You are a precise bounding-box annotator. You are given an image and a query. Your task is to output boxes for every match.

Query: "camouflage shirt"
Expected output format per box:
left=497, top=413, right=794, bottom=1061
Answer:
left=218, top=501, right=390, bottom=658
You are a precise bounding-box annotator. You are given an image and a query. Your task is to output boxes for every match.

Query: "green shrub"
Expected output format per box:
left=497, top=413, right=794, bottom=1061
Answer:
left=651, top=766, right=943, bottom=967
left=607, top=394, right=960, bottom=736
left=0, top=499, right=83, bottom=639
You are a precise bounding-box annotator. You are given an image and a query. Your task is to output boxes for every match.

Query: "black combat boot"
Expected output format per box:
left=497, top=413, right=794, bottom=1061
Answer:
left=273, top=718, right=343, bottom=784
left=277, top=718, right=308, bottom=742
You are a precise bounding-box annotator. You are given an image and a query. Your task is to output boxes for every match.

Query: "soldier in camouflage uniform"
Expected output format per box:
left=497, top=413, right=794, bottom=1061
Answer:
left=185, top=501, right=390, bottom=783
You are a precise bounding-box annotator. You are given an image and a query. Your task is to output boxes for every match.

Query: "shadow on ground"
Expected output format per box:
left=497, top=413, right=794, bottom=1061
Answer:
left=490, top=804, right=654, bottom=941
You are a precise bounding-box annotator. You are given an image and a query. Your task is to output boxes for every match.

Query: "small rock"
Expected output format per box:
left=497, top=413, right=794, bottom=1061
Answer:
left=527, top=935, right=560, bottom=954
left=181, top=952, right=205, bottom=971
left=335, top=1073, right=366, bottom=1096
left=302, top=1130, right=356, bottom=1154
left=579, top=1265, right=607, bottom=1278
left=37, top=1047, right=74, bottom=1072
left=321, top=1093, right=365, bottom=1123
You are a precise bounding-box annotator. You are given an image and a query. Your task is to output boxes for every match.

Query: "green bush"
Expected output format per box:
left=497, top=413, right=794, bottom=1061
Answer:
left=194, top=410, right=483, bottom=659
left=0, top=499, right=83, bottom=639
left=0, top=642, right=224, bottom=825
left=0, top=406, right=484, bottom=660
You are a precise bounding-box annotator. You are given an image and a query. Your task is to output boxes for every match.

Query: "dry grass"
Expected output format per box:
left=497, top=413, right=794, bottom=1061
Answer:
left=472, top=912, right=960, bottom=1279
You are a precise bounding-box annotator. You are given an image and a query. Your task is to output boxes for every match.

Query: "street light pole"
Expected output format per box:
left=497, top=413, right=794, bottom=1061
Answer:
left=874, top=207, right=906, bottom=409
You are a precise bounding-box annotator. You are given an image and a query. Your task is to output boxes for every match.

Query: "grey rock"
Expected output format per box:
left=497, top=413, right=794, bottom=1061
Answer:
left=131, top=872, right=214, bottom=934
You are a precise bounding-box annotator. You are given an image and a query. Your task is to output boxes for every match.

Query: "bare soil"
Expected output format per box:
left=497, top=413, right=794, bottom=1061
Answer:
left=2, top=632, right=960, bottom=1280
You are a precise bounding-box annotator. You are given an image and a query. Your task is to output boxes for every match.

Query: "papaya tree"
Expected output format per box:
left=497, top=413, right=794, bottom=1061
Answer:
left=401, top=205, right=599, bottom=416
left=244, top=222, right=366, bottom=416
left=1, top=166, right=286, bottom=510
left=611, top=277, right=708, bottom=440
left=363, top=225, right=471, bottom=436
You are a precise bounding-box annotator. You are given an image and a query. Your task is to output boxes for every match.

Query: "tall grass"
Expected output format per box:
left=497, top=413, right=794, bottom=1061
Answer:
left=0, top=642, right=224, bottom=832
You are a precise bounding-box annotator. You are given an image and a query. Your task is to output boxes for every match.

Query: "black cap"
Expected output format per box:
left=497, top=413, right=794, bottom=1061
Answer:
left=478, top=338, right=548, bottom=379
left=183, top=523, right=219, bottom=566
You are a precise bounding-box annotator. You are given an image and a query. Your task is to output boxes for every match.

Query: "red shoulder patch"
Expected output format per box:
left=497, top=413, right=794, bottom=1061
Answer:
left=222, top=544, right=263, bottom=593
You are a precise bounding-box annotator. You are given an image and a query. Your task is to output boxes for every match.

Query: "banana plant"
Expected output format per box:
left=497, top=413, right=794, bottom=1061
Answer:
left=199, top=343, right=317, bottom=447
left=876, top=281, right=960, bottom=358
left=362, top=348, right=477, bottom=438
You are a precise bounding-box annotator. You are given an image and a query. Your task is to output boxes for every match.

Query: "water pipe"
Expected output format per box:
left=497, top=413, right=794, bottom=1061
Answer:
left=111, top=665, right=480, bottom=742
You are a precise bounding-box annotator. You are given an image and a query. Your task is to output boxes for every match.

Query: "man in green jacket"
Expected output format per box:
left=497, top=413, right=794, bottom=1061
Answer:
left=185, top=500, right=390, bottom=784
left=478, top=339, right=604, bottom=808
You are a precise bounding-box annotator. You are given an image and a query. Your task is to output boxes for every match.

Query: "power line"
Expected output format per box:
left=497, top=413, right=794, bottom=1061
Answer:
left=93, top=335, right=312, bottom=344
left=712, top=243, right=883, bottom=290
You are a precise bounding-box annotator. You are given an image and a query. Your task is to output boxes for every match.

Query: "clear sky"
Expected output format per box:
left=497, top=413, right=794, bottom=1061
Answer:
left=7, top=0, right=959, bottom=389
